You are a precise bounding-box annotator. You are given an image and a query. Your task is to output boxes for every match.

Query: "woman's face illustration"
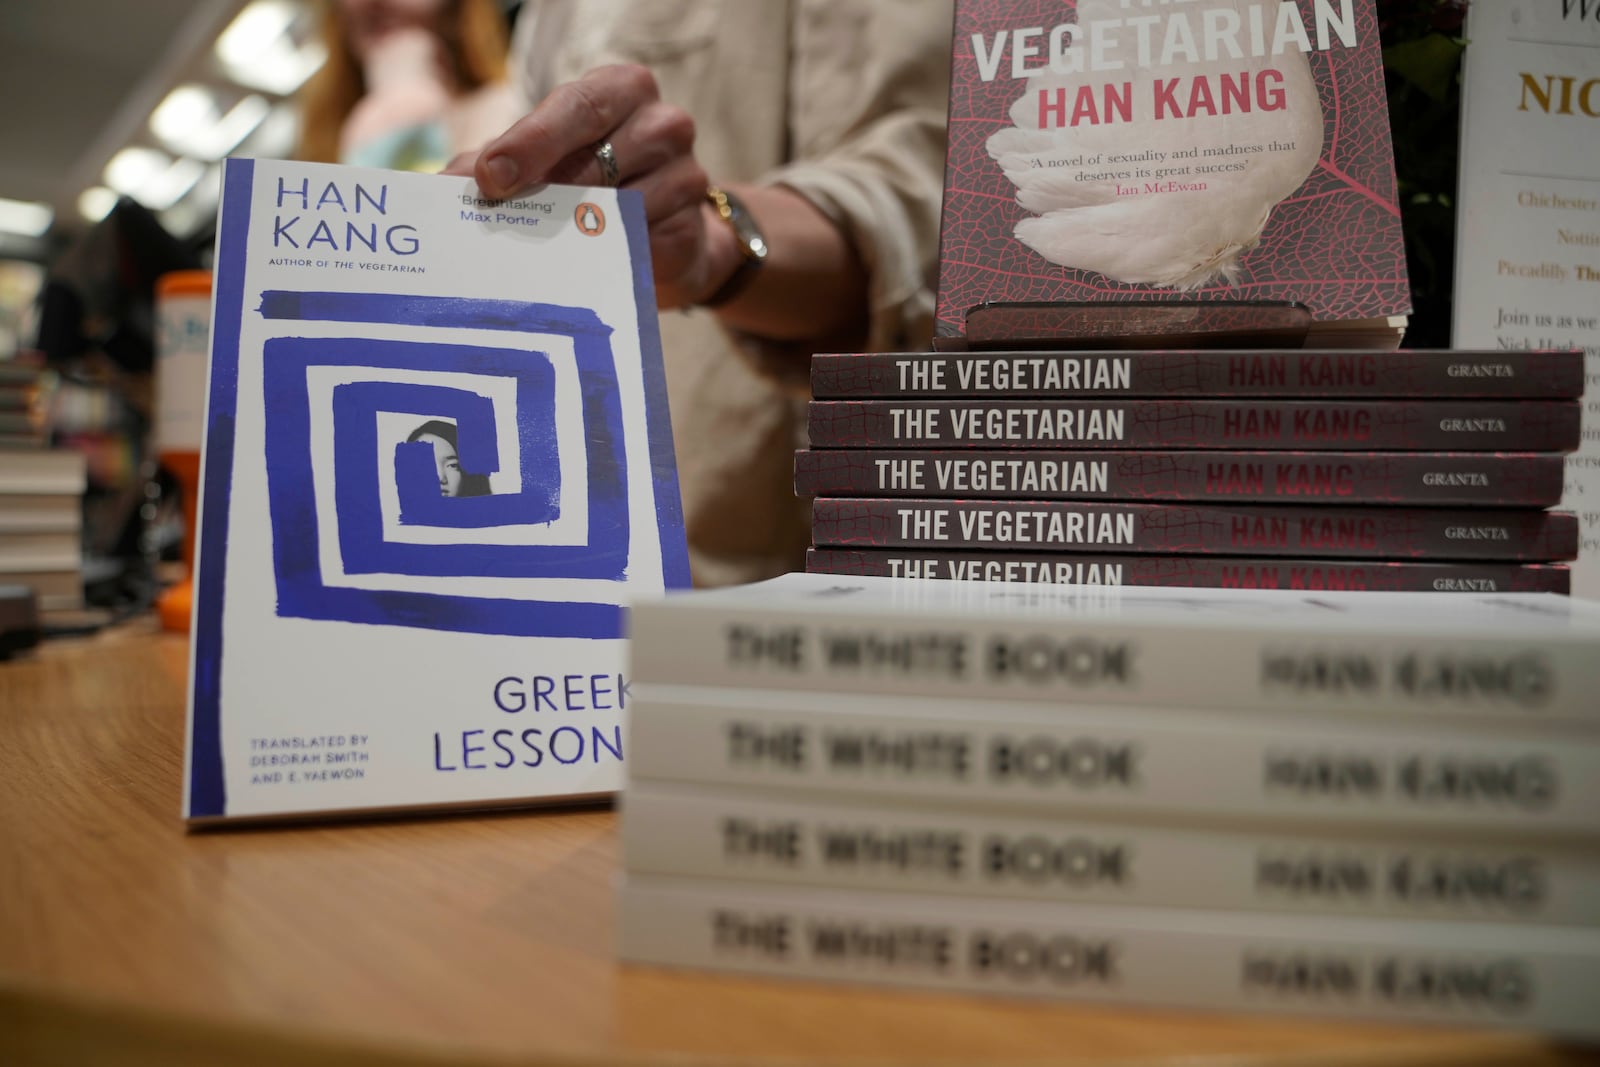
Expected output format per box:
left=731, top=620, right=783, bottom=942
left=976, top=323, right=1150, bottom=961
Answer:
left=416, top=432, right=463, bottom=496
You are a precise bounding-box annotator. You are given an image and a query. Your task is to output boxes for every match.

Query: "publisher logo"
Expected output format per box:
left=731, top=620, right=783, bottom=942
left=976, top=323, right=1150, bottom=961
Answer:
left=575, top=202, right=606, bottom=235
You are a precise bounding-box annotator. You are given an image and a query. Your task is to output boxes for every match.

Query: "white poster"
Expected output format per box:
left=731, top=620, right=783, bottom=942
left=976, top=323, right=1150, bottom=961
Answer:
left=1453, top=1, right=1600, bottom=597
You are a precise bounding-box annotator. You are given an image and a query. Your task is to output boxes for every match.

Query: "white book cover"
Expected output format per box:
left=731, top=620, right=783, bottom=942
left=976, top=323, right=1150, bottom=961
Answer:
left=619, top=873, right=1600, bottom=1040
left=621, top=779, right=1600, bottom=926
left=183, top=159, right=689, bottom=822
left=1451, top=1, right=1600, bottom=596
left=627, top=683, right=1600, bottom=839
left=628, top=572, right=1600, bottom=727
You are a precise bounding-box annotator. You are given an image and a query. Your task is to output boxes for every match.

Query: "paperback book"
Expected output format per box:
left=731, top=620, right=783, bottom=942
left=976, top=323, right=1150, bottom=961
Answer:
left=627, top=683, right=1600, bottom=838
left=627, top=573, right=1600, bottom=726
left=804, top=549, right=1573, bottom=595
left=622, top=780, right=1600, bottom=926
left=807, top=399, right=1583, bottom=452
left=619, top=875, right=1600, bottom=1039
left=934, top=0, right=1411, bottom=341
left=810, top=499, right=1578, bottom=561
left=810, top=349, right=1589, bottom=399
left=795, top=449, right=1565, bottom=507
left=183, top=159, right=689, bottom=822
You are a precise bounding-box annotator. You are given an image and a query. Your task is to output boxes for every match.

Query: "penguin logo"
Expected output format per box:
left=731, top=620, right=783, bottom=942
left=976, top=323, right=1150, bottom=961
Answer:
left=575, top=202, right=606, bottom=236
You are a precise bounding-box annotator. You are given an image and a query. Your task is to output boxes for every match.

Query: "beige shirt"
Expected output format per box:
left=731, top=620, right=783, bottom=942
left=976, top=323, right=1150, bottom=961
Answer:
left=509, top=0, right=952, bottom=587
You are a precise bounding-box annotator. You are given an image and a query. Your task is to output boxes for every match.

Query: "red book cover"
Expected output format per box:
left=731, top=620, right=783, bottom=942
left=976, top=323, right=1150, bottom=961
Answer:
left=935, top=0, right=1410, bottom=337
left=809, top=400, right=1583, bottom=452
left=806, top=548, right=1573, bottom=594
left=811, top=498, right=1579, bottom=561
left=794, top=449, right=1567, bottom=507
left=809, top=350, right=1588, bottom=399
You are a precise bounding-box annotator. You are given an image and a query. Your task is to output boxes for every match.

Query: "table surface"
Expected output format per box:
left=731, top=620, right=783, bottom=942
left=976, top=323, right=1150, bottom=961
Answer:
left=1, top=623, right=1595, bottom=1067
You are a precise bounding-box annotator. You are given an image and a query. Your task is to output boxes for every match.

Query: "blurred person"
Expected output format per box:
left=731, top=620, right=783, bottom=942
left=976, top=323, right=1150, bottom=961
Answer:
left=298, top=0, right=522, bottom=171
left=448, top=0, right=953, bottom=586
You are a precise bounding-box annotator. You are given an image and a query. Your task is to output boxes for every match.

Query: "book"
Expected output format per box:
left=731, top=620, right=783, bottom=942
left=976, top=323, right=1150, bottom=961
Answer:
left=0, top=493, right=84, bottom=534
left=933, top=0, right=1410, bottom=341
left=621, top=780, right=1600, bottom=926
left=0, top=531, right=82, bottom=573
left=618, top=875, right=1600, bottom=1039
left=804, top=549, right=1573, bottom=595
left=627, top=683, right=1600, bottom=838
left=807, top=399, right=1583, bottom=452
left=183, top=158, right=689, bottom=823
left=795, top=450, right=1565, bottom=507
left=810, top=499, right=1578, bottom=562
left=0, top=568, right=82, bottom=611
left=0, top=449, right=87, bottom=495
left=810, top=350, right=1588, bottom=399
left=626, top=573, right=1600, bottom=726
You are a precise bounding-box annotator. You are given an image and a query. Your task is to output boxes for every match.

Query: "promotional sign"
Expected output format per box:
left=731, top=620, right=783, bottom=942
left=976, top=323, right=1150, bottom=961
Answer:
left=1453, top=1, right=1600, bottom=596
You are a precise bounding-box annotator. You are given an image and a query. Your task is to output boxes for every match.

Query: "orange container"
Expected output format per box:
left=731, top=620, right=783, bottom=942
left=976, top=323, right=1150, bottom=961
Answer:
left=154, top=269, right=213, bottom=634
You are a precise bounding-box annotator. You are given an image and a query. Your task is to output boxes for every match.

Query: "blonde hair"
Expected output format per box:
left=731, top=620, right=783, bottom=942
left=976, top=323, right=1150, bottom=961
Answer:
left=296, top=0, right=511, bottom=164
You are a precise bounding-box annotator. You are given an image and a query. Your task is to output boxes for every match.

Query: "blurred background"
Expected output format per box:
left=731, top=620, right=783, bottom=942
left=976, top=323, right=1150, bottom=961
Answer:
left=0, top=0, right=524, bottom=633
left=0, top=0, right=1469, bottom=635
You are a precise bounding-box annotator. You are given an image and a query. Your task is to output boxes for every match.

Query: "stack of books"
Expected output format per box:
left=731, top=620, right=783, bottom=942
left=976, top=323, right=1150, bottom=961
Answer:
left=618, top=573, right=1600, bottom=1039
left=832, top=0, right=1591, bottom=595
left=798, top=348, right=1584, bottom=593
left=0, top=362, right=85, bottom=612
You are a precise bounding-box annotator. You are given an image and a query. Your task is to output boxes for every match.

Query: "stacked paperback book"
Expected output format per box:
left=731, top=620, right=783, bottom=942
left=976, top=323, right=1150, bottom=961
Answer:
left=0, top=362, right=85, bottom=612
left=618, top=573, right=1600, bottom=1039
left=799, top=348, right=1584, bottom=593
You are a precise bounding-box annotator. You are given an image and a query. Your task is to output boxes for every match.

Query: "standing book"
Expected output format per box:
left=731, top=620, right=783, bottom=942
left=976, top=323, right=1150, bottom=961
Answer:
left=183, top=159, right=689, bottom=823
left=935, top=0, right=1411, bottom=343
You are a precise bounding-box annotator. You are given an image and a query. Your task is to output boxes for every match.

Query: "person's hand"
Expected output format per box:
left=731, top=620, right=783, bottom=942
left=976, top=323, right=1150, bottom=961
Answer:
left=443, top=64, right=730, bottom=309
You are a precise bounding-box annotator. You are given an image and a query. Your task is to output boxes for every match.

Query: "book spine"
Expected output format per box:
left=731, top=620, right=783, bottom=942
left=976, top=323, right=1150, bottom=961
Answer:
left=619, top=875, right=1600, bottom=1040
left=626, top=687, right=1600, bottom=837
left=622, top=781, right=1600, bottom=925
left=794, top=450, right=1566, bottom=507
left=807, top=400, right=1583, bottom=451
left=803, top=549, right=1574, bottom=595
left=810, top=499, right=1580, bottom=562
left=809, top=351, right=1588, bottom=399
left=625, top=602, right=1599, bottom=726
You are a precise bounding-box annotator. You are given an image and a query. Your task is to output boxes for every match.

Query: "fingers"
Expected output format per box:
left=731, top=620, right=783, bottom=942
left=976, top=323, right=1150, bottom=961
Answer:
left=539, top=100, right=698, bottom=189
left=475, top=64, right=662, bottom=198
left=440, top=150, right=478, bottom=177
left=627, top=152, right=710, bottom=224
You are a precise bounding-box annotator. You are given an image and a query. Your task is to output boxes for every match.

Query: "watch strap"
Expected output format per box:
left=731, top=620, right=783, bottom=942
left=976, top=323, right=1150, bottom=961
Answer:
left=702, top=185, right=766, bottom=308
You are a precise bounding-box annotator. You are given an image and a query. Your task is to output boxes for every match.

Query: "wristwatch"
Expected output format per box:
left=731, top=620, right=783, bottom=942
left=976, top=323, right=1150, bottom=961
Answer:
left=702, top=185, right=768, bottom=307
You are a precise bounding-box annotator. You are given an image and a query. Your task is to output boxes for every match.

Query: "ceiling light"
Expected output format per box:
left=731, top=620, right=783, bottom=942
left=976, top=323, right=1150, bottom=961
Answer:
left=160, top=164, right=224, bottom=237
left=0, top=196, right=54, bottom=237
left=78, top=187, right=119, bottom=224
left=151, top=86, right=221, bottom=149
left=226, top=39, right=326, bottom=96
left=140, top=158, right=207, bottom=211
left=202, top=95, right=272, bottom=159
left=238, top=103, right=300, bottom=160
left=104, top=147, right=173, bottom=197
left=216, top=2, right=325, bottom=96
left=215, top=1, right=296, bottom=68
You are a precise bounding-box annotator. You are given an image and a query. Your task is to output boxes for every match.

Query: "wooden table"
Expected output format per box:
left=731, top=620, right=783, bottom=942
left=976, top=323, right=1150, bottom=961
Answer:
left=1, top=623, right=1594, bottom=1067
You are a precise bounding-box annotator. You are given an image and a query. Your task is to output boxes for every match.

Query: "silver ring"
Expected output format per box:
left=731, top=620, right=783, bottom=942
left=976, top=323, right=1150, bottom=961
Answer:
left=592, top=140, right=620, bottom=188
